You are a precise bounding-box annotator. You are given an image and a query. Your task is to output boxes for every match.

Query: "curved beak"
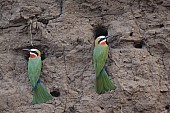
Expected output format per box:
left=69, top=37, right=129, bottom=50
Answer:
left=22, top=49, right=31, bottom=52
left=105, top=35, right=113, bottom=44
left=105, top=35, right=112, bottom=38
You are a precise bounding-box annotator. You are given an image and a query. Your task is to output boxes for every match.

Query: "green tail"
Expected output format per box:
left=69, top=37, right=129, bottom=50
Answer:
left=95, top=69, right=116, bottom=94
left=32, top=83, right=53, bottom=104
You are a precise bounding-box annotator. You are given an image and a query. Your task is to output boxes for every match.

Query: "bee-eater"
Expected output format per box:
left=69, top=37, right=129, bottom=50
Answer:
left=93, top=36, right=116, bottom=94
left=23, top=49, right=53, bottom=104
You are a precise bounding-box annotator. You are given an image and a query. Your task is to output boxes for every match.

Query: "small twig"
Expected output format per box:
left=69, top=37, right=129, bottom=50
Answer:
left=62, top=46, right=69, bottom=113
left=121, top=105, right=123, bottom=113
left=63, top=47, right=68, bottom=75
left=29, top=19, right=33, bottom=46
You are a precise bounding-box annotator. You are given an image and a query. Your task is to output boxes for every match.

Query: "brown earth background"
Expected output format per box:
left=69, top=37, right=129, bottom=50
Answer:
left=0, top=0, right=170, bottom=113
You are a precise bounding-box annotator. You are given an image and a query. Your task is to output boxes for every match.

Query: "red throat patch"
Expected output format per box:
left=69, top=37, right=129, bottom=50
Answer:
left=100, top=41, right=106, bottom=45
left=30, top=53, right=37, bottom=58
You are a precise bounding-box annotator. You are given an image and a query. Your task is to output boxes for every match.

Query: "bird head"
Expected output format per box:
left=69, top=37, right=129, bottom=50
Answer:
left=95, top=36, right=110, bottom=46
left=23, top=49, right=41, bottom=58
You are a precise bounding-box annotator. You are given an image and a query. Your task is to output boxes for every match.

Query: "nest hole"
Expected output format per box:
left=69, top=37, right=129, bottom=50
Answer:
left=94, top=25, right=108, bottom=39
left=50, top=90, right=60, bottom=97
left=100, top=106, right=104, bottom=110
left=165, top=104, right=170, bottom=110
left=159, top=24, right=164, bottom=28
left=129, top=32, right=133, bottom=36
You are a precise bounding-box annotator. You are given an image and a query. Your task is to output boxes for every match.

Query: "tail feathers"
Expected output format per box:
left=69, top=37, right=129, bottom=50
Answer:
left=32, top=83, right=53, bottom=104
left=95, top=70, right=116, bottom=94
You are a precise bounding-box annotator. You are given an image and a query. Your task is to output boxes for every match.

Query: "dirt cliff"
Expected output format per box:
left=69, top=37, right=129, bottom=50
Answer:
left=0, top=0, right=170, bottom=113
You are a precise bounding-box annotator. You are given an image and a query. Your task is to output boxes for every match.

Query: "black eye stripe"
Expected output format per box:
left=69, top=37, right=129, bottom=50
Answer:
left=31, top=51, right=38, bottom=56
left=98, top=38, right=105, bottom=43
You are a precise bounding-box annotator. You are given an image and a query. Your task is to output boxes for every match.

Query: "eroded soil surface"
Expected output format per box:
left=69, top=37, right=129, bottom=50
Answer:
left=0, top=0, right=170, bottom=113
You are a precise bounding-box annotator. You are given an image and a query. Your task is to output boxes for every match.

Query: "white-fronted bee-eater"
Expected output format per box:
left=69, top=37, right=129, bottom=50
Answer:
left=93, top=36, right=116, bottom=94
left=23, top=49, right=53, bottom=104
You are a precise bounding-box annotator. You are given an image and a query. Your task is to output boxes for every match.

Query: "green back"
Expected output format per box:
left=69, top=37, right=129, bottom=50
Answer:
left=28, top=57, right=42, bottom=88
left=93, top=45, right=109, bottom=77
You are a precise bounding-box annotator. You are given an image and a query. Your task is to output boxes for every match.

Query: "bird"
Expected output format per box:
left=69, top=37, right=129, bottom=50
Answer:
left=93, top=36, right=116, bottom=94
left=23, top=49, right=53, bottom=104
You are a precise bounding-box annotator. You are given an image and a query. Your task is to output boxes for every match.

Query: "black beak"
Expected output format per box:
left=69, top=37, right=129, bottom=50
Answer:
left=105, top=35, right=112, bottom=44
left=105, top=35, right=111, bottom=38
left=22, top=49, right=31, bottom=52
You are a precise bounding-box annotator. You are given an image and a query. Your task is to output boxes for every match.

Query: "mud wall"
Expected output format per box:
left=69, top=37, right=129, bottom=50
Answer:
left=0, top=0, right=170, bottom=113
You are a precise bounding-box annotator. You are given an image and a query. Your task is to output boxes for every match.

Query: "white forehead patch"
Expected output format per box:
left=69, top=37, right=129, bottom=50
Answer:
left=98, top=36, right=106, bottom=39
left=30, top=49, right=38, bottom=51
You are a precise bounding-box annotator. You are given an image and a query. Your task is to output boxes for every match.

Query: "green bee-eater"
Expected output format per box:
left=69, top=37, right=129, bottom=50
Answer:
left=93, top=36, right=116, bottom=94
left=23, top=49, right=53, bottom=104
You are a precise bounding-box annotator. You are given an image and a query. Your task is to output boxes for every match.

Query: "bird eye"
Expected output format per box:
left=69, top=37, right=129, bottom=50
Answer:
left=31, top=51, right=38, bottom=56
left=98, top=38, right=105, bottom=44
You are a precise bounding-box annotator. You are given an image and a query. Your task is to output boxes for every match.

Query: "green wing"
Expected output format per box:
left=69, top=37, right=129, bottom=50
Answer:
left=93, top=45, right=109, bottom=77
left=28, top=57, right=42, bottom=88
